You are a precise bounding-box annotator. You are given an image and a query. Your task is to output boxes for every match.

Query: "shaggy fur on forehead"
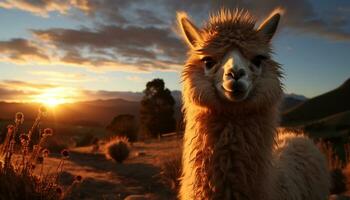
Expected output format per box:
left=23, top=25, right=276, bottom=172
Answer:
left=197, top=9, right=270, bottom=55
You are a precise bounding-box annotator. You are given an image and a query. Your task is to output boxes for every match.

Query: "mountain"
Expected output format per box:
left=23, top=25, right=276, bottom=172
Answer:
left=284, top=93, right=308, bottom=101
left=282, top=78, right=350, bottom=125
left=0, top=99, right=140, bottom=127
left=281, top=93, right=308, bottom=112
left=86, top=91, right=182, bottom=102
left=0, top=90, right=184, bottom=127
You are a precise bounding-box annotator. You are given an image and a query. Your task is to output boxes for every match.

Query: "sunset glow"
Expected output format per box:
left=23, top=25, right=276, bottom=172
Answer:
left=33, top=88, right=71, bottom=107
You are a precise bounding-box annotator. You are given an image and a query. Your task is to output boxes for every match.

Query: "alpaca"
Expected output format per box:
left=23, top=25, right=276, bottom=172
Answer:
left=177, top=9, right=330, bottom=200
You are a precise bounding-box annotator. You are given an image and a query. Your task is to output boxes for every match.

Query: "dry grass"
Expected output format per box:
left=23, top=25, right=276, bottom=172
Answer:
left=0, top=107, right=80, bottom=200
left=159, top=151, right=182, bottom=192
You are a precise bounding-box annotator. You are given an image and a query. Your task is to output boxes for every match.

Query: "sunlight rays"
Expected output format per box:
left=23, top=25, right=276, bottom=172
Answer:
left=33, top=87, right=75, bottom=107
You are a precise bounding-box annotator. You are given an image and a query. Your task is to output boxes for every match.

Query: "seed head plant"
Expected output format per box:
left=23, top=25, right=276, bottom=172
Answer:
left=0, top=106, right=79, bottom=200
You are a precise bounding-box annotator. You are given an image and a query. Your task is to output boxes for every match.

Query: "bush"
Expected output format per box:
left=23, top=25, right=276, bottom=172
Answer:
left=105, top=137, right=130, bottom=163
left=160, top=152, right=182, bottom=191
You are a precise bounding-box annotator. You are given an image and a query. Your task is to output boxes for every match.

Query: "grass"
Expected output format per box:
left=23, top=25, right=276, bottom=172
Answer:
left=159, top=151, right=182, bottom=192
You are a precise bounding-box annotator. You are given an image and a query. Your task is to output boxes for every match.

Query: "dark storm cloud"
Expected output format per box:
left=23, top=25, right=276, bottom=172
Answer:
left=0, top=38, right=49, bottom=63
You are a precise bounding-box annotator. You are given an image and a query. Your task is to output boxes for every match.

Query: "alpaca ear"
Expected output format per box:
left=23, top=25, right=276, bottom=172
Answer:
left=177, top=12, right=203, bottom=49
left=258, top=10, right=282, bottom=41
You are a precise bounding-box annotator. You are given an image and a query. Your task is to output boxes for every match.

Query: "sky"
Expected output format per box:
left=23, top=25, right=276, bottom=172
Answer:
left=0, top=0, right=349, bottom=104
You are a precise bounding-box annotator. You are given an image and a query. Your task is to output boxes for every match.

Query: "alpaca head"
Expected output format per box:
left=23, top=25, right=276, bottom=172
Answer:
left=178, top=9, right=283, bottom=110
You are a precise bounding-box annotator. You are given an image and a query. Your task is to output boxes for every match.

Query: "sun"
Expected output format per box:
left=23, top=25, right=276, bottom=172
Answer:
left=41, top=98, right=65, bottom=107
left=34, top=88, right=71, bottom=107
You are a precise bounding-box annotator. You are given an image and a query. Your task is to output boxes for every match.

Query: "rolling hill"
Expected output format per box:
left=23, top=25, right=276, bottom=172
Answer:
left=304, top=110, right=350, bottom=131
left=0, top=99, right=140, bottom=127
left=282, top=78, right=350, bottom=125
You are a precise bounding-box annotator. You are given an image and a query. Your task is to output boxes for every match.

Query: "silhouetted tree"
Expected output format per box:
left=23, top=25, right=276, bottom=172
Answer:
left=140, top=79, right=176, bottom=138
left=106, top=114, right=137, bottom=142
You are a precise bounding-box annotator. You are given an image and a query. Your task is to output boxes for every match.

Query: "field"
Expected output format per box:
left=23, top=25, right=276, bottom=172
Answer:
left=1, top=123, right=182, bottom=200
left=36, top=137, right=181, bottom=199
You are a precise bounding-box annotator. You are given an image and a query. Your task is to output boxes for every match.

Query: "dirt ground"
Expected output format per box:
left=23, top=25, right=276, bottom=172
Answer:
left=34, top=137, right=182, bottom=200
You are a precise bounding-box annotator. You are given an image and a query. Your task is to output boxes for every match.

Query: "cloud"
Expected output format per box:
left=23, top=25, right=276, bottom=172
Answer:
left=202, top=0, right=350, bottom=41
left=29, top=71, right=95, bottom=83
left=0, top=38, right=50, bottom=64
left=0, top=26, right=184, bottom=72
left=0, top=88, right=30, bottom=101
left=0, top=0, right=349, bottom=75
left=32, top=25, right=185, bottom=71
left=0, top=80, right=57, bottom=90
left=2, top=0, right=349, bottom=42
left=0, top=0, right=72, bottom=17
left=0, top=0, right=139, bottom=24
left=0, top=79, right=141, bottom=102
left=0, top=80, right=58, bottom=102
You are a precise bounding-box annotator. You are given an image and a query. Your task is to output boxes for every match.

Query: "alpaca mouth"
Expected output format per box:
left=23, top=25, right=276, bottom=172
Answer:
left=220, top=81, right=250, bottom=101
left=227, top=88, right=246, bottom=99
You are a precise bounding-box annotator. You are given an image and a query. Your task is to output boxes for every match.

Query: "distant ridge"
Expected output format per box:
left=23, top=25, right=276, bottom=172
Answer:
left=0, top=91, right=183, bottom=127
left=281, top=93, right=308, bottom=112
left=282, top=78, right=350, bottom=125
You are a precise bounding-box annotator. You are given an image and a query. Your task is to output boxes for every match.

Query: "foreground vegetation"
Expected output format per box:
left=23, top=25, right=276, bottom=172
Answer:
left=0, top=107, right=80, bottom=200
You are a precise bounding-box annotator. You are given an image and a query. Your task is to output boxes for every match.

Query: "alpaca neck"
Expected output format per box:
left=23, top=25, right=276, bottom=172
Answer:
left=184, top=104, right=278, bottom=199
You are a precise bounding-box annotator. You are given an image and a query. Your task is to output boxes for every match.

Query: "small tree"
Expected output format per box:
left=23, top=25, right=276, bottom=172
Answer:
left=106, top=114, right=137, bottom=142
left=140, top=78, right=176, bottom=138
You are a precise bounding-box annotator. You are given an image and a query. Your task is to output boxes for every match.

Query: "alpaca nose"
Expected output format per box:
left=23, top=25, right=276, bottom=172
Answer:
left=229, top=68, right=246, bottom=80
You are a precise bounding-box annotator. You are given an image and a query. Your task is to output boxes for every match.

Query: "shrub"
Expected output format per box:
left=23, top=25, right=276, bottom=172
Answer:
left=160, top=152, right=182, bottom=191
left=105, top=137, right=130, bottom=163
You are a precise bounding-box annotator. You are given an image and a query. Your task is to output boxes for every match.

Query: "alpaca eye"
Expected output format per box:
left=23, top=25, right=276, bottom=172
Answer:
left=251, top=55, right=268, bottom=68
left=201, top=57, right=216, bottom=70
